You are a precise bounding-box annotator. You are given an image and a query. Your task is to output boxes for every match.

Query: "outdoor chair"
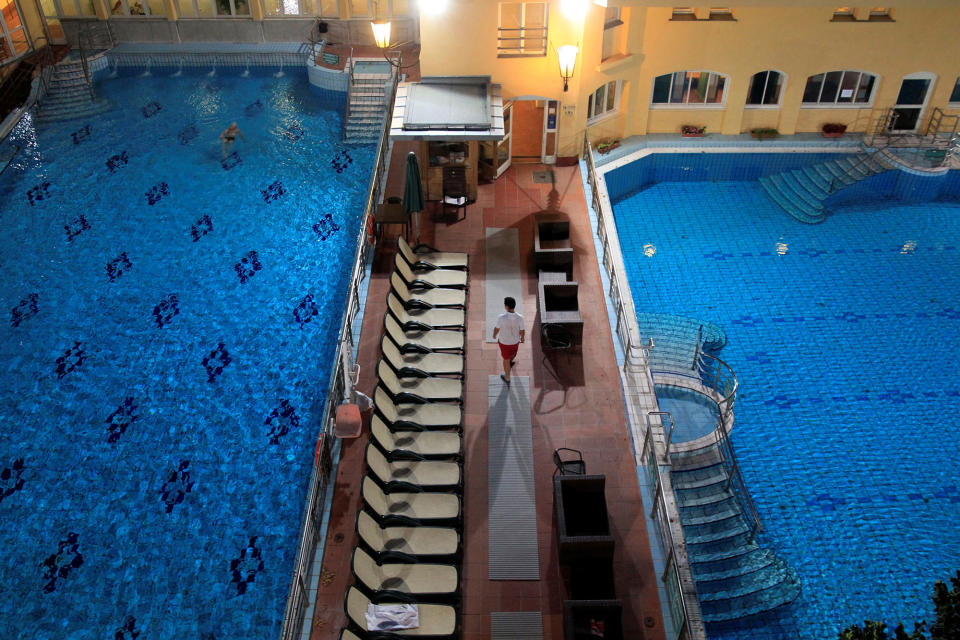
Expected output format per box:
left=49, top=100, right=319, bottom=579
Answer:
left=378, top=359, right=464, bottom=404
left=374, top=387, right=463, bottom=432
left=384, top=315, right=464, bottom=353
left=355, top=509, right=461, bottom=562
left=371, top=414, right=463, bottom=459
left=364, top=442, right=463, bottom=494
left=344, top=586, right=458, bottom=639
left=387, top=293, right=465, bottom=331
left=440, top=166, right=468, bottom=221
left=394, top=254, right=468, bottom=290
left=553, top=448, right=586, bottom=476
left=398, top=235, right=468, bottom=271
left=351, top=546, right=460, bottom=603
left=381, top=334, right=465, bottom=378
left=391, top=272, right=466, bottom=309
left=361, top=476, right=462, bottom=526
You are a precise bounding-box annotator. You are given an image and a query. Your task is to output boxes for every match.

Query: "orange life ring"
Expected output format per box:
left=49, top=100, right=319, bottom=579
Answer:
left=367, top=216, right=376, bottom=245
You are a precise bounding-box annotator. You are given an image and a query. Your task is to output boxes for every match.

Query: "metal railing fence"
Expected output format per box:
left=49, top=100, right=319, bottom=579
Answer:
left=278, top=65, right=398, bottom=640
left=582, top=133, right=652, bottom=372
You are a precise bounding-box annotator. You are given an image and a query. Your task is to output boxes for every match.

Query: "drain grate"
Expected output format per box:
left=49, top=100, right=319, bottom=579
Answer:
left=491, top=612, right=543, bottom=639
left=532, top=170, right=554, bottom=184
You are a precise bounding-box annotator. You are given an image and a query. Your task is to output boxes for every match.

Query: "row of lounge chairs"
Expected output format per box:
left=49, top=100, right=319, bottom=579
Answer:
left=339, top=237, right=469, bottom=640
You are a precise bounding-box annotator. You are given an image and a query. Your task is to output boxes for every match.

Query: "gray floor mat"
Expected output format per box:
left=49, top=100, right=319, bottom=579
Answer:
left=485, top=227, right=524, bottom=342
left=488, top=374, right=539, bottom=580
left=490, top=611, right=544, bottom=639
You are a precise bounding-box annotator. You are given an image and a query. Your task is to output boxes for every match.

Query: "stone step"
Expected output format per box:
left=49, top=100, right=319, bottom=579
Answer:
left=769, top=174, right=824, bottom=211
left=699, top=569, right=802, bottom=623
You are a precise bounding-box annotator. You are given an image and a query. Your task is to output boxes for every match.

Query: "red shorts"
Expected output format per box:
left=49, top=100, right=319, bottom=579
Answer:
left=498, top=341, right=519, bottom=360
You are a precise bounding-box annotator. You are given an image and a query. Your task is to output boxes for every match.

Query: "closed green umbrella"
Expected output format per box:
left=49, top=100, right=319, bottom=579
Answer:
left=401, top=151, right=425, bottom=243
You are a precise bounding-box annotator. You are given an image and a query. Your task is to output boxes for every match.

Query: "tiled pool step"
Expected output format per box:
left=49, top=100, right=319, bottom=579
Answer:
left=638, top=312, right=726, bottom=375
left=672, top=442, right=801, bottom=623
left=345, top=63, right=390, bottom=143
left=760, top=151, right=895, bottom=224
left=36, top=59, right=113, bottom=123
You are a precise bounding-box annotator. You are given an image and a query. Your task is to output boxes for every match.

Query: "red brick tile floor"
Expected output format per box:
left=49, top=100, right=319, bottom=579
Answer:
left=309, top=145, right=665, bottom=640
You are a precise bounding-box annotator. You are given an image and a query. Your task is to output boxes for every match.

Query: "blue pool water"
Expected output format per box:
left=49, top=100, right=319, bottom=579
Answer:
left=654, top=384, right=720, bottom=443
left=0, top=68, right=374, bottom=638
left=611, top=156, right=960, bottom=639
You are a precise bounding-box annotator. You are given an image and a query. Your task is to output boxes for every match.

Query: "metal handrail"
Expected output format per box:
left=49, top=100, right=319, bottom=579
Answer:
left=642, top=417, right=697, bottom=640
left=582, top=133, right=652, bottom=371
left=278, top=66, right=399, bottom=640
left=695, top=352, right=761, bottom=539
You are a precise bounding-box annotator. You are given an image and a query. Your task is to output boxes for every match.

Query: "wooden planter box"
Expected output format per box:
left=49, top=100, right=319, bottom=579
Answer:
left=554, top=475, right=614, bottom=563
left=751, top=132, right=778, bottom=140
left=563, top=600, right=624, bottom=640
left=821, top=132, right=845, bottom=138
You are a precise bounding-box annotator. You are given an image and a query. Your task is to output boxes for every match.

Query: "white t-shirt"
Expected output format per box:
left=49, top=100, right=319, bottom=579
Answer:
left=495, top=311, right=524, bottom=345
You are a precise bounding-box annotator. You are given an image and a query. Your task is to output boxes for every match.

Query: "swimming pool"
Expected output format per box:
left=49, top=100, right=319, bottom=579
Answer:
left=609, top=154, right=960, bottom=639
left=0, top=67, right=374, bottom=638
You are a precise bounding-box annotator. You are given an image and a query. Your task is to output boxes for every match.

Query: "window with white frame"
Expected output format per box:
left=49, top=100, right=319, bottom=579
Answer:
left=0, top=0, right=29, bottom=61
left=111, top=0, right=166, bottom=16
left=498, top=2, right=547, bottom=56
left=588, top=80, right=621, bottom=121
left=652, top=71, right=727, bottom=105
left=802, top=71, right=876, bottom=105
left=950, top=77, right=960, bottom=104
left=671, top=6, right=696, bottom=20
left=41, top=0, right=98, bottom=20
left=175, top=0, right=249, bottom=16
left=603, top=5, right=621, bottom=28
left=831, top=6, right=855, bottom=21
left=868, top=7, right=892, bottom=20
left=746, top=70, right=784, bottom=106
left=709, top=7, right=733, bottom=20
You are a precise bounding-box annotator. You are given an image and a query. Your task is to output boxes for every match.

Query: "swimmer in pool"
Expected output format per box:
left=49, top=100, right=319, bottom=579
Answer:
left=219, top=122, right=245, bottom=158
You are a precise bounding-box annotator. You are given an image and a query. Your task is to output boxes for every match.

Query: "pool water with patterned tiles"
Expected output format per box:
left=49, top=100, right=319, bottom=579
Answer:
left=611, top=157, right=960, bottom=639
left=0, top=68, right=374, bottom=638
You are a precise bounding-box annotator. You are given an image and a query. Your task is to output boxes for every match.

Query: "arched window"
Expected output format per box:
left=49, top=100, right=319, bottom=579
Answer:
left=746, top=70, right=785, bottom=106
left=802, top=70, right=876, bottom=105
left=588, top=80, right=622, bottom=122
left=652, top=71, right=728, bottom=105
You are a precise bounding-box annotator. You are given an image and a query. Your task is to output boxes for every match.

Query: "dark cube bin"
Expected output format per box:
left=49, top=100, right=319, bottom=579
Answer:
left=554, top=475, right=615, bottom=563
left=563, top=599, right=624, bottom=640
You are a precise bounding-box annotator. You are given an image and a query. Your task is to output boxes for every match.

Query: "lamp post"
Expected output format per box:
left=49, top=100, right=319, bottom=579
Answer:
left=370, top=19, right=418, bottom=72
left=557, top=45, right=578, bottom=92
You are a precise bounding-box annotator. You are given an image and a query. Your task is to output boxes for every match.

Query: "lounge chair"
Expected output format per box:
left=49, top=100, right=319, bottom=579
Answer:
left=374, top=387, right=463, bottom=431
left=384, top=315, right=464, bottom=353
left=361, top=476, right=461, bottom=525
left=381, top=334, right=464, bottom=378
left=351, top=546, right=460, bottom=602
left=371, top=414, right=463, bottom=459
left=391, top=272, right=466, bottom=309
left=398, top=236, right=469, bottom=271
left=345, top=586, right=458, bottom=639
left=365, top=442, right=462, bottom=493
left=388, top=293, right=465, bottom=331
left=394, top=254, right=468, bottom=290
left=378, top=360, right=463, bottom=404
left=355, top=509, right=461, bottom=561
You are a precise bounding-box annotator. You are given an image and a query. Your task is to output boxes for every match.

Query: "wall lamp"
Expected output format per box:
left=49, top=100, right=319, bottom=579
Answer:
left=557, top=45, right=578, bottom=92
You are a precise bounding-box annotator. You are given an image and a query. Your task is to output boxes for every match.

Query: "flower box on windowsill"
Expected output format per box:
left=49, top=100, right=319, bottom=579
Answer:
left=681, top=132, right=704, bottom=138
left=681, top=125, right=706, bottom=137
left=821, top=123, right=847, bottom=138
left=750, top=128, right=779, bottom=140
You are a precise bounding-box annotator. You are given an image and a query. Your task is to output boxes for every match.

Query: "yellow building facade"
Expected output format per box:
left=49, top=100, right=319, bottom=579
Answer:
left=5, top=0, right=960, bottom=158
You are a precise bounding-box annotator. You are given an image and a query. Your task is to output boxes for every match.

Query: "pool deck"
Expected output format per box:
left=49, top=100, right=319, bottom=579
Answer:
left=307, top=145, right=665, bottom=640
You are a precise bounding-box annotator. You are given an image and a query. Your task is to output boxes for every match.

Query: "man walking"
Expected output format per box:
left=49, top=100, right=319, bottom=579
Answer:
left=493, top=296, right=524, bottom=385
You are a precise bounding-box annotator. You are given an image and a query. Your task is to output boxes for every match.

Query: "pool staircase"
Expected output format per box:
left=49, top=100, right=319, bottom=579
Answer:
left=643, top=316, right=801, bottom=622
left=670, top=443, right=801, bottom=623
left=344, top=58, right=392, bottom=144
left=759, top=149, right=897, bottom=224
left=638, top=313, right=726, bottom=377
left=34, top=58, right=112, bottom=123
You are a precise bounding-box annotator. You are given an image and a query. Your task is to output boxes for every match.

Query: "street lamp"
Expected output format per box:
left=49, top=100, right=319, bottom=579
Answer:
left=557, top=45, right=578, bottom=92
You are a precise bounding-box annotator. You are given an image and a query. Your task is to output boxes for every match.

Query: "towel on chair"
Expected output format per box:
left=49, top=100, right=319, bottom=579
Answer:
left=366, top=603, right=420, bottom=630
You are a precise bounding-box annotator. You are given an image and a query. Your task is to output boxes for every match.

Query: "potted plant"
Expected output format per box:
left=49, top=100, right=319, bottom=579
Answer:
left=822, top=123, right=848, bottom=138
left=750, top=127, right=779, bottom=140
left=681, top=125, right=706, bottom=137
left=595, top=139, right=621, bottom=154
